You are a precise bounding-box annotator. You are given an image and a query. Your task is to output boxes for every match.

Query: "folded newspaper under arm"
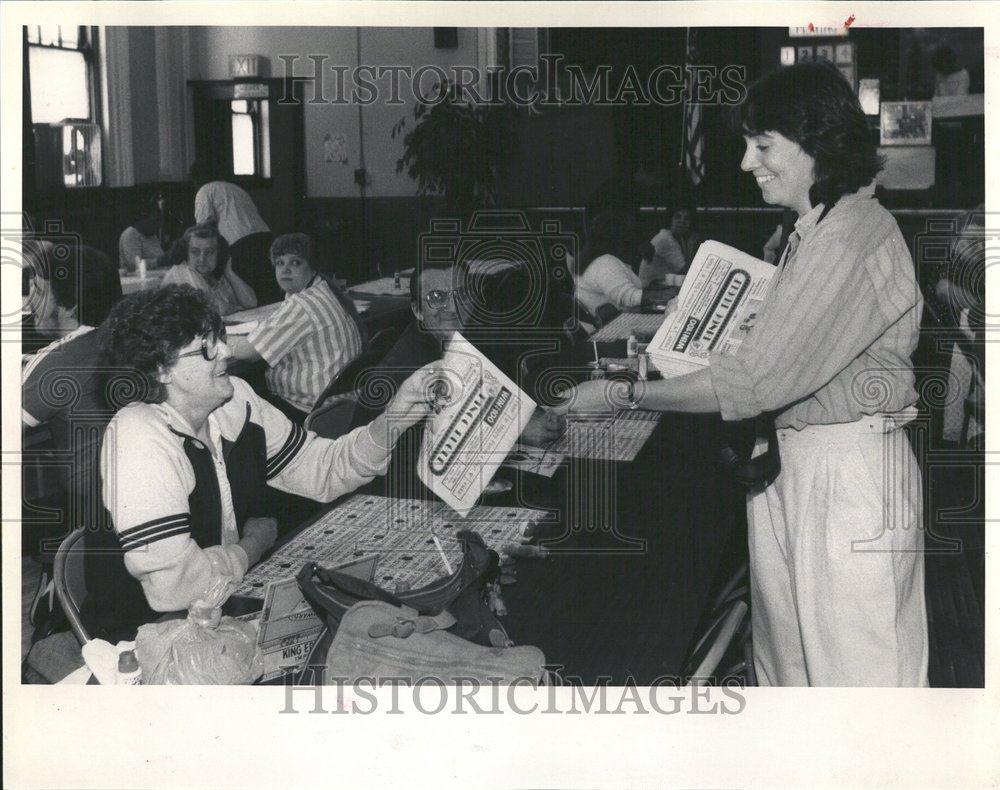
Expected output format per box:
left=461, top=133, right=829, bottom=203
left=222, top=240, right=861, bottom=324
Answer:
left=648, top=241, right=776, bottom=378
left=418, top=332, right=536, bottom=516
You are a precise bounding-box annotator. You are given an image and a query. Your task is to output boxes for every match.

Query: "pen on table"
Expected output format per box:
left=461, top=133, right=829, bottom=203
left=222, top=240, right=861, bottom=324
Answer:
left=431, top=532, right=453, bottom=574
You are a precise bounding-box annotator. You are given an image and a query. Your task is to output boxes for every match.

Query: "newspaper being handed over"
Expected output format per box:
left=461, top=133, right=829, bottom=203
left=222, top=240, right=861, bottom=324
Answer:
left=648, top=240, right=775, bottom=377
left=418, top=332, right=536, bottom=516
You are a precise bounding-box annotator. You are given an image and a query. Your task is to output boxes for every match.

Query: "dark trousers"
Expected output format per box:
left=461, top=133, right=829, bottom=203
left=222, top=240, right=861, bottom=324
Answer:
left=230, top=231, right=278, bottom=304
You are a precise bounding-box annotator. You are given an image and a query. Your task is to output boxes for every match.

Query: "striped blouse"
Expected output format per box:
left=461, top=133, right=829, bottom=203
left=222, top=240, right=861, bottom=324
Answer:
left=247, top=278, right=363, bottom=413
left=709, top=183, right=923, bottom=430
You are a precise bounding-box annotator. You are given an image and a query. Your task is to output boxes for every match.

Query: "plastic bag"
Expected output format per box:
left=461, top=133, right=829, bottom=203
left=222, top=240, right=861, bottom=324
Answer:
left=134, top=574, right=263, bottom=685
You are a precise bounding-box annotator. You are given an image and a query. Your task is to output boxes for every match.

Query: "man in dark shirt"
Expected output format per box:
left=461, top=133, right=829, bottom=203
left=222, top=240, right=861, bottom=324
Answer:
left=349, top=260, right=570, bottom=499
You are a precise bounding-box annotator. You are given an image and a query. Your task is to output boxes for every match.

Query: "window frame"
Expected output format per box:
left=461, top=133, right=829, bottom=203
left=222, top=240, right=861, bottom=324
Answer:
left=229, top=97, right=272, bottom=184
left=24, top=25, right=103, bottom=191
left=25, top=26, right=100, bottom=125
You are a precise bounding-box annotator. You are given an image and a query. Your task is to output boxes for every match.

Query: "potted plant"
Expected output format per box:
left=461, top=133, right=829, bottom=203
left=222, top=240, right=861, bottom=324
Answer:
left=391, top=79, right=518, bottom=217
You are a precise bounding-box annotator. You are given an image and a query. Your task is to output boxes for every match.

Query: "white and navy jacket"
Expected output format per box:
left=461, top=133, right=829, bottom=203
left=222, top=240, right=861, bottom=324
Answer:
left=85, top=377, right=389, bottom=639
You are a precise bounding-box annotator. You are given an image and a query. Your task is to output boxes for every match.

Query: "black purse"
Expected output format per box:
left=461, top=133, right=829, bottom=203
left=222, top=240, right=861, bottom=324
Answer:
left=720, top=413, right=781, bottom=490
left=296, top=529, right=510, bottom=649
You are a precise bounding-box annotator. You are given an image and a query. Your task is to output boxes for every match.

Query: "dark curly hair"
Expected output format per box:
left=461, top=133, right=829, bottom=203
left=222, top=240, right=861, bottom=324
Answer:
left=178, top=222, right=230, bottom=282
left=103, top=285, right=223, bottom=404
left=738, top=61, right=882, bottom=210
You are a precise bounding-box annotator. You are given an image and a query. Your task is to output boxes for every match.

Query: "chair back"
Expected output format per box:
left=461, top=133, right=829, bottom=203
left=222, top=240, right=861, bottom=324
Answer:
left=313, top=324, right=403, bottom=408
left=683, top=600, right=748, bottom=687
left=54, top=528, right=90, bottom=646
left=306, top=325, right=404, bottom=438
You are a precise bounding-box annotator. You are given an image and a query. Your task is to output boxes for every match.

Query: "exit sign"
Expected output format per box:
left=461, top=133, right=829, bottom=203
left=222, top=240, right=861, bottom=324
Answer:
left=229, top=54, right=261, bottom=78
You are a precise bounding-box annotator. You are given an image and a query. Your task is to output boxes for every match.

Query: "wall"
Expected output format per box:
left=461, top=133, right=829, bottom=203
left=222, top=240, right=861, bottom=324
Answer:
left=127, top=27, right=161, bottom=184
left=188, top=26, right=484, bottom=198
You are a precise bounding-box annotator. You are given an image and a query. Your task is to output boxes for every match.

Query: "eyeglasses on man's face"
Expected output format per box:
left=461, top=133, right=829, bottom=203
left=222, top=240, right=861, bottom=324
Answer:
left=176, top=330, right=228, bottom=362
left=423, top=287, right=465, bottom=311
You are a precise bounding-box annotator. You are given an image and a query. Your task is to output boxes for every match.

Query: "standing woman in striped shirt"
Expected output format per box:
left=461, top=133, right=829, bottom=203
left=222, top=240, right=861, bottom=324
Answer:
left=227, top=233, right=364, bottom=423
left=557, top=61, right=928, bottom=686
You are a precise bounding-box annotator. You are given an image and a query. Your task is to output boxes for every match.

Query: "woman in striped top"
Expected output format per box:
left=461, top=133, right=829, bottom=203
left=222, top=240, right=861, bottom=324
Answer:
left=558, top=61, right=928, bottom=687
left=227, top=233, right=364, bottom=422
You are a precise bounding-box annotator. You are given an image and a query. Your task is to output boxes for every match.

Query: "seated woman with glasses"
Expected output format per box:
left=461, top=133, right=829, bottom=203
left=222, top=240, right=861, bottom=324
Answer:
left=226, top=233, right=365, bottom=422
left=83, top=284, right=437, bottom=642
left=161, top=222, right=258, bottom=316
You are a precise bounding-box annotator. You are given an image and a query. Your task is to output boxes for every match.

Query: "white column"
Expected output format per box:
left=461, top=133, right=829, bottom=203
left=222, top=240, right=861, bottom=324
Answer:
left=99, top=27, right=134, bottom=187
left=153, top=27, right=191, bottom=181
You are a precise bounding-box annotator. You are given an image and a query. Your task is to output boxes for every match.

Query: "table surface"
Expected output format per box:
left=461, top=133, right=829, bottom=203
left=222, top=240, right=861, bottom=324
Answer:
left=589, top=311, right=669, bottom=342
left=232, top=339, right=740, bottom=685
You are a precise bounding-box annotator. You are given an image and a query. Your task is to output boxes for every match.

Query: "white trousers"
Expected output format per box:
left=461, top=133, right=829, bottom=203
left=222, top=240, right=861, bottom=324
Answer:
left=747, top=417, right=929, bottom=687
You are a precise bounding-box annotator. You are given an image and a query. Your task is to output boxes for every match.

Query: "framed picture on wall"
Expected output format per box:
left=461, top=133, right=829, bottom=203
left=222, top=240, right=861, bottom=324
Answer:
left=880, top=101, right=933, bottom=146
left=780, top=46, right=795, bottom=66
left=796, top=46, right=813, bottom=63
left=815, top=44, right=834, bottom=62
left=835, top=42, right=853, bottom=64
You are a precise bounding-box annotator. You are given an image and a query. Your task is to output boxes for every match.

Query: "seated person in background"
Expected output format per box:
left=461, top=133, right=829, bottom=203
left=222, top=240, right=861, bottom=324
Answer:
left=349, top=261, right=566, bottom=454
left=932, top=44, right=970, bottom=97
left=639, top=205, right=704, bottom=286
left=226, top=233, right=365, bottom=422
left=936, top=204, right=985, bottom=376
left=22, top=239, right=121, bottom=558
left=192, top=161, right=277, bottom=303
left=84, top=285, right=436, bottom=641
left=161, top=222, right=258, bottom=316
left=762, top=223, right=784, bottom=264
left=575, top=209, right=675, bottom=321
left=118, top=202, right=165, bottom=273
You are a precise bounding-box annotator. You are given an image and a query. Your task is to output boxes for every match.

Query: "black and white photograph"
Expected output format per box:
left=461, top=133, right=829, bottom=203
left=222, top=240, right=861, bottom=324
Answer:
left=880, top=99, right=935, bottom=145
left=3, top=2, right=996, bottom=788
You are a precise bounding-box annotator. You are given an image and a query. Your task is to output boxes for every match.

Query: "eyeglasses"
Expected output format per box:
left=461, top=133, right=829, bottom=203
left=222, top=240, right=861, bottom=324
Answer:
left=424, top=287, right=464, bottom=311
left=176, top=331, right=227, bottom=362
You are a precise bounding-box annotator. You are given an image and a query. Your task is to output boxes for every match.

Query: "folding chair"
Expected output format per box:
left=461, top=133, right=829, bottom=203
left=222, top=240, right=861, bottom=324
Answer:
left=23, top=528, right=89, bottom=683
left=682, top=600, right=749, bottom=687
left=54, top=527, right=90, bottom=646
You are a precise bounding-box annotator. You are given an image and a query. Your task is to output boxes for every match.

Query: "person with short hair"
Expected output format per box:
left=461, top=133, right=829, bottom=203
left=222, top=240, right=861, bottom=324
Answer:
left=932, top=44, right=970, bottom=97
left=639, top=205, right=705, bottom=287
left=161, top=222, right=258, bottom=316
left=192, top=163, right=277, bottom=302
left=22, top=238, right=122, bottom=557
left=118, top=214, right=165, bottom=273
left=226, top=232, right=364, bottom=420
left=559, top=61, right=928, bottom=687
left=349, top=261, right=565, bottom=466
left=84, top=284, right=436, bottom=641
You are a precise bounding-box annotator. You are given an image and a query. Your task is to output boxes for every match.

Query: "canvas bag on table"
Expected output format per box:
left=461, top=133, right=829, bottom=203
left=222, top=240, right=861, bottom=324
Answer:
left=296, top=530, right=547, bottom=684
